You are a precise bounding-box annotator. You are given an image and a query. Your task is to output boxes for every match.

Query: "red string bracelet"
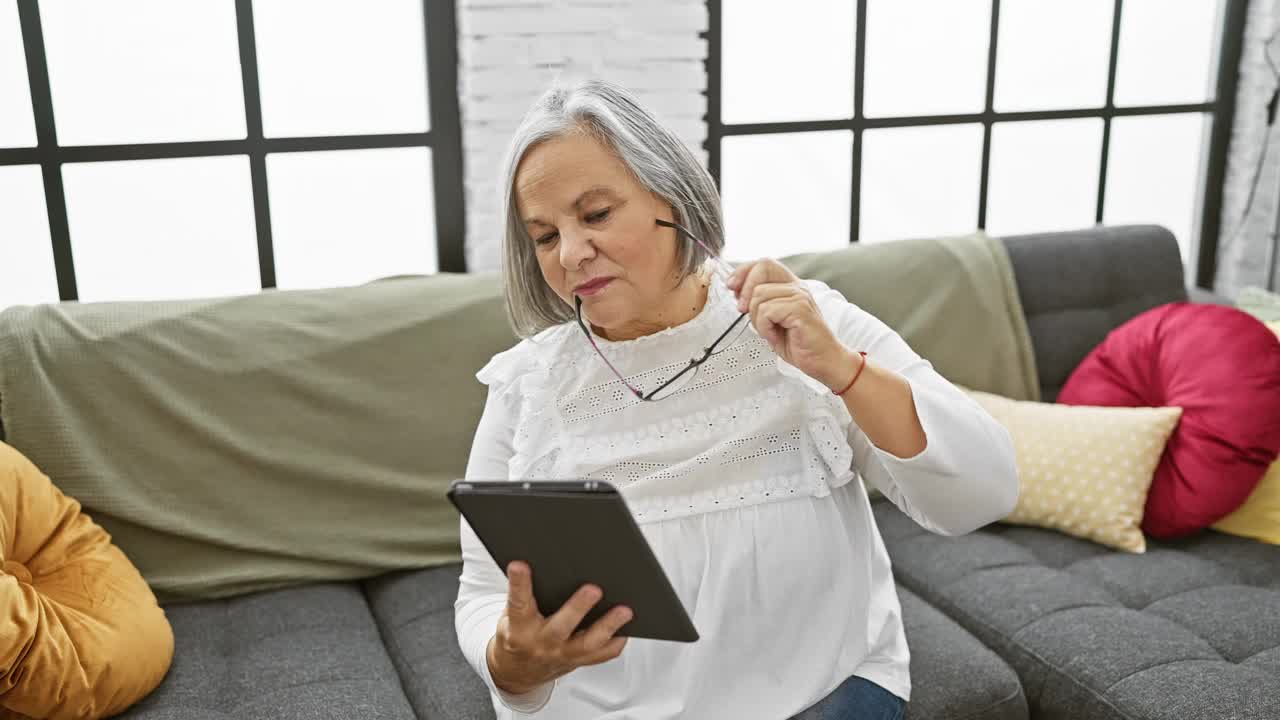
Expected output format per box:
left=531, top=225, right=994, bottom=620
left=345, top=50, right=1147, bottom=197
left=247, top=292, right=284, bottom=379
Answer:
left=832, top=351, right=868, bottom=396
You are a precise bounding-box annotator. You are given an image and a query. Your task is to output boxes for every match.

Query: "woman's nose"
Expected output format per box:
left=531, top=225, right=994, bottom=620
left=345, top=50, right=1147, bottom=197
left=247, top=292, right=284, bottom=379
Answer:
left=559, top=229, right=596, bottom=270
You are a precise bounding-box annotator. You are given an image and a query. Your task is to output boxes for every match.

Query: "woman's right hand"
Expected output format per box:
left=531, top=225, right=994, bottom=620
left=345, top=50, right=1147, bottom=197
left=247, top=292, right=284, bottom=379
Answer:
left=486, top=561, right=633, bottom=695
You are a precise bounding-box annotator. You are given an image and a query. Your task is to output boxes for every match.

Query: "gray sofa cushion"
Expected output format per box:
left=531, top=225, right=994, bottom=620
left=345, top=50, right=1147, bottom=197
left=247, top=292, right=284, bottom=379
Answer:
left=361, top=563, right=1028, bottom=720
left=117, top=583, right=416, bottom=720
left=1000, top=226, right=1188, bottom=401
left=896, top=584, right=1028, bottom=720
left=874, top=501, right=1280, bottom=720
left=364, top=565, right=496, bottom=720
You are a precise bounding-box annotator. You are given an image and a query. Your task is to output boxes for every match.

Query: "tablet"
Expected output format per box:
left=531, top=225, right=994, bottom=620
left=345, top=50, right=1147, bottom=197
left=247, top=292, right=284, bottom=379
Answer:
left=447, top=479, right=699, bottom=643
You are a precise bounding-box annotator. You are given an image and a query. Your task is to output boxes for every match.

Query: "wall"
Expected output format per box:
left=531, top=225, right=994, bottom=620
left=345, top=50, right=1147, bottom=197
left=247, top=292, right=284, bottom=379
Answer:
left=457, top=0, right=708, bottom=271
left=1219, top=0, right=1280, bottom=294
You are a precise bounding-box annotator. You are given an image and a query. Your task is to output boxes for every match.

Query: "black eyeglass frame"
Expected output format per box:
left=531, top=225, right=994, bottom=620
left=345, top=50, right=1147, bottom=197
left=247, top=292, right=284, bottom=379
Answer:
left=573, top=218, right=750, bottom=401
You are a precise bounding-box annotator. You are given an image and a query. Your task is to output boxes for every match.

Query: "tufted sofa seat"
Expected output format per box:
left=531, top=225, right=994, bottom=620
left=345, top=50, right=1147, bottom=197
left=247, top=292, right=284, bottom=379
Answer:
left=873, top=500, right=1280, bottom=720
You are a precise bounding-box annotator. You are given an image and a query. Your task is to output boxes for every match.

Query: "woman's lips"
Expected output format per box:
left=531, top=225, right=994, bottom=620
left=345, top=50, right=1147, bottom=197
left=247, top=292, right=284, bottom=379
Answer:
left=574, top=277, right=615, bottom=296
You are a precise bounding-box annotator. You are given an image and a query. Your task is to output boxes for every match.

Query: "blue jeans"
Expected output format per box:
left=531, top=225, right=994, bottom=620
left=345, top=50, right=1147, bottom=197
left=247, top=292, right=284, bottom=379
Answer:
left=788, top=675, right=907, bottom=720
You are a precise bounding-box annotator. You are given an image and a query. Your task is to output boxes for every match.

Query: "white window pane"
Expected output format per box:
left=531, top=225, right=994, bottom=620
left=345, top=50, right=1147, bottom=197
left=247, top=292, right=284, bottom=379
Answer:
left=268, top=148, right=436, bottom=289
left=63, top=157, right=260, bottom=302
left=255, top=0, right=428, bottom=138
left=0, top=165, right=58, bottom=308
left=860, top=124, right=983, bottom=243
left=986, top=119, right=1104, bottom=236
left=864, top=0, right=990, bottom=118
left=994, top=1, right=1112, bottom=112
left=1114, top=0, right=1223, bottom=107
left=1104, top=114, right=1210, bottom=269
left=0, top=2, right=37, bottom=148
left=722, top=0, right=855, bottom=124
left=720, top=131, right=852, bottom=261
left=39, top=0, right=246, bottom=146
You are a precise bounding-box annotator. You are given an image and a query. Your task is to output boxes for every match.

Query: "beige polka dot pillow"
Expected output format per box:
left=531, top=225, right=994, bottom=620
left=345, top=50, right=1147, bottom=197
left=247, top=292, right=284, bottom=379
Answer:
left=966, top=389, right=1182, bottom=553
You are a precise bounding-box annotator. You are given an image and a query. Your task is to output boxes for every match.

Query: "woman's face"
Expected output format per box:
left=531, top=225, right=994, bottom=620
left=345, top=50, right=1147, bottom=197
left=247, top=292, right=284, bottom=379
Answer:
left=515, top=131, right=692, bottom=339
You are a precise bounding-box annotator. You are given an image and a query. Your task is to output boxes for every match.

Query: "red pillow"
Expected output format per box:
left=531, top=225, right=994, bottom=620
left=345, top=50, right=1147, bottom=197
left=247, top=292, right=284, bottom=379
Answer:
left=1058, top=302, right=1280, bottom=538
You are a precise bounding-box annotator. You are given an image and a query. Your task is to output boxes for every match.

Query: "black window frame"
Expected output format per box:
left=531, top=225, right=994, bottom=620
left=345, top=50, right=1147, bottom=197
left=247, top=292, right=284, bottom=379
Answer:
left=703, top=0, right=1248, bottom=289
left=2, top=0, right=466, bottom=304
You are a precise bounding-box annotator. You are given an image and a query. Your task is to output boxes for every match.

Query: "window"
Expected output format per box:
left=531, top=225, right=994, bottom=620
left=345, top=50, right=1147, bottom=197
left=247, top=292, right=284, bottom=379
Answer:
left=707, top=0, right=1246, bottom=286
left=1, top=0, right=464, bottom=308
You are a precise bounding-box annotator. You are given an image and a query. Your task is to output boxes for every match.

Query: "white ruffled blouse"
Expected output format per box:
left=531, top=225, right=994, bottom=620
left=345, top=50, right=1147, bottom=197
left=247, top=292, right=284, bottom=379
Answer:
left=455, top=274, right=1019, bottom=719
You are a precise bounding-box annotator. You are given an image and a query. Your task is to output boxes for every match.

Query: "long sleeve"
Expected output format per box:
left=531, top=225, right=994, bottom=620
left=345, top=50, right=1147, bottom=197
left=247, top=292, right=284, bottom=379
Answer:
left=806, top=280, right=1020, bottom=536
left=454, top=385, right=556, bottom=714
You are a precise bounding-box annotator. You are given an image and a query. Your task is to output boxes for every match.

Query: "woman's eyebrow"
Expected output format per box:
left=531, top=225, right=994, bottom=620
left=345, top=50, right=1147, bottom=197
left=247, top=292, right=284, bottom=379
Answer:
left=524, top=186, right=617, bottom=226
left=573, top=186, right=616, bottom=208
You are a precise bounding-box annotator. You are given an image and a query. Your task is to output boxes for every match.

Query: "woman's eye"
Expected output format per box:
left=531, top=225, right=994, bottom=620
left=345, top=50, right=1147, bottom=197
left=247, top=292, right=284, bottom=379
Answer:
left=536, top=232, right=559, bottom=245
left=586, top=208, right=611, bottom=223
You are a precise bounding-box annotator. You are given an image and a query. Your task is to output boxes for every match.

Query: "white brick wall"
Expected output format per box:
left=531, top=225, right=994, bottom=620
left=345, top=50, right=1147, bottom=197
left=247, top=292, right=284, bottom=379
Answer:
left=457, top=0, right=709, bottom=271
left=1218, top=0, right=1280, bottom=295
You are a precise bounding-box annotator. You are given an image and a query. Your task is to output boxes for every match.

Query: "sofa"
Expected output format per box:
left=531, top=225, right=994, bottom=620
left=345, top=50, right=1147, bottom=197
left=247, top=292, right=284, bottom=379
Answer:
left=2, top=224, right=1276, bottom=720
left=873, top=226, right=1280, bottom=720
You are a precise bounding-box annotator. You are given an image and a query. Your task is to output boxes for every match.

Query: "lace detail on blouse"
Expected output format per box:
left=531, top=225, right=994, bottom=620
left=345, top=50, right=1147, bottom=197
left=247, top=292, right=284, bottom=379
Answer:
left=476, top=276, right=857, bottom=524
left=557, top=336, right=776, bottom=425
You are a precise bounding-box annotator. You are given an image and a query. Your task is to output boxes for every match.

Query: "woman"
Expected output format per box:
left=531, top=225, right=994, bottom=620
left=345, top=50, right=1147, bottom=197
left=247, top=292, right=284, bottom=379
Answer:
left=455, top=80, right=1019, bottom=720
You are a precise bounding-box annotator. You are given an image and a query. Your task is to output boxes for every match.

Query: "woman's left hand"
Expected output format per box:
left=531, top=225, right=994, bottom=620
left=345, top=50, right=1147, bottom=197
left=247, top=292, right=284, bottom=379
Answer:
left=727, top=259, right=857, bottom=393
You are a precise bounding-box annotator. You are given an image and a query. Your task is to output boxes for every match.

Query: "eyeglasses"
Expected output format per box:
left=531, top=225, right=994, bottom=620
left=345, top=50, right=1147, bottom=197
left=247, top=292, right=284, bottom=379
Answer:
left=573, top=219, right=751, bottom=401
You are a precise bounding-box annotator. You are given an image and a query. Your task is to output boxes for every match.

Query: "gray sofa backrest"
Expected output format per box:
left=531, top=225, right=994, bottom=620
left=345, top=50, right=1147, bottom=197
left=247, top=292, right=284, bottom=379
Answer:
left=999, top=224, right=1188, bottom=401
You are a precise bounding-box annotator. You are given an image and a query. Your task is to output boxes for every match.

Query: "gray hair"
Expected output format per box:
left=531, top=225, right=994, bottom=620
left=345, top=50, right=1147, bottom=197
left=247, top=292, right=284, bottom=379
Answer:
left=498, top=79, right=724, bottom=338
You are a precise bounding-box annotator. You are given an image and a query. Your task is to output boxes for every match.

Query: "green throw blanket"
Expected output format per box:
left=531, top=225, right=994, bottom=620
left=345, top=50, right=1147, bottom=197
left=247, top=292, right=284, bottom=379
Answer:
left=0, top=232, right=1036, bottom=602
left=0, top=274, right=517, bottom=602
left=782, top=232, right=1039, bottom=403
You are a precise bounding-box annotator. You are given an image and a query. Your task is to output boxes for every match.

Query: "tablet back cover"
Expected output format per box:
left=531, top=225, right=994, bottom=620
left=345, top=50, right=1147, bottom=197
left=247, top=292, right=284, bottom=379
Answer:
left=450, top=485, right=698, bottom=642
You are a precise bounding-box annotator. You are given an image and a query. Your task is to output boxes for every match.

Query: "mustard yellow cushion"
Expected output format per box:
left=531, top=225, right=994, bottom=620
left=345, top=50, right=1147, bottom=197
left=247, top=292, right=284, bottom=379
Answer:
left=0, top=442, right=173, bottom=719
left=967, top=390, right=1182, bottom=552
left=1212, top=321, right=1280, bottom=544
